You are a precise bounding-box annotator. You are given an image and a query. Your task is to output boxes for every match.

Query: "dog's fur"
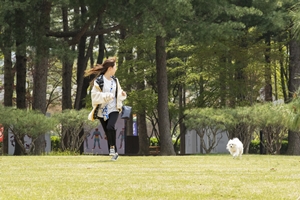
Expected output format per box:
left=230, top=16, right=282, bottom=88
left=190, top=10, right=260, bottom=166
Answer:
left=226, top=138, right=244, bottom=158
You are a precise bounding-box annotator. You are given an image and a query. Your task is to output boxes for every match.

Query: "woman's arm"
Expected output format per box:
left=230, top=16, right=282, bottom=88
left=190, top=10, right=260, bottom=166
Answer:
left=91, top=85, right=114, bottom=105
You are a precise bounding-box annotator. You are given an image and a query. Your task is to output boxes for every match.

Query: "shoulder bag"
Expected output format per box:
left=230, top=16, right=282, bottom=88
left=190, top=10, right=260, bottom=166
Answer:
left=121, top=105, right=132, bottom=120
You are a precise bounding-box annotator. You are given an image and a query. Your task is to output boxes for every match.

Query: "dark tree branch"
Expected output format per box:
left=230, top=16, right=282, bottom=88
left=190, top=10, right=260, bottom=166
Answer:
left=46, top=24, right=122, bottom=46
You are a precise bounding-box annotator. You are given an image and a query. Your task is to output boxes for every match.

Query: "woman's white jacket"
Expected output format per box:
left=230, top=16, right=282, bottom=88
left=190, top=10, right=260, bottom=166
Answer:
left=88, top=76, right=126, bottom=121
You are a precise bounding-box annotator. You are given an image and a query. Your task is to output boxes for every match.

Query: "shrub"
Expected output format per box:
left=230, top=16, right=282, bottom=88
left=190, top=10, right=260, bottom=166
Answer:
left=0, top=105, right=57, bottom=155
left=249, top=140, right=260, bottom=154
left=48, top=149, right=80, bottom=156
left=149, top=137, right=180, bottom=153
left=150, top=137, right=159, bottom=146
left=52, top=109, right=98, bottom=152
left=172, top=138, right=180, bottom=153
left=51, top=135, right=61, bottom=151
left=280, top=140, right=288, bottom=154
left=249, top=140, right=288, bottom=154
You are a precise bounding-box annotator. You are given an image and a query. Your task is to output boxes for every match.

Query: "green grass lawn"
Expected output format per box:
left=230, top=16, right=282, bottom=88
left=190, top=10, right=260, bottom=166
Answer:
left=1, top=154, right=300, bottom=200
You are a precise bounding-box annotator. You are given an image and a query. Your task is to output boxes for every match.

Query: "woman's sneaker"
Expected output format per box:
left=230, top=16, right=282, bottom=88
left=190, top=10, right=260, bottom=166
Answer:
left=111, top=153, right=119, bottom=161
left=109, top=146, right=115, bottom=156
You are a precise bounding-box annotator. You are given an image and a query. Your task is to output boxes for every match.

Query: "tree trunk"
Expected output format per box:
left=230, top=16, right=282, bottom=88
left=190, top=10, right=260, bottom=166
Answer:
left=264, top=34, right=273, bottom=102
left=15, top=7, right=27, bottom=109
left=33, top=134, right=46, bottom=155
left=80, top=31, right=98, bottom=109
left=75, top=43, right=87, bottom=110
left=286, top=130, right=300, bottom=155
left=155, top=36, right=175, bottom=155
left=74, top=6, right=100, bottom=110
left=1, top=39, right=13, bottom=154
left=179, top=84, right=186, bottom=154
left=74, top=33, right=95, bottom=110
left=74, top=15, right=101, bottom=152
left=62, top=6, right=74, bottom=110
left=2, top=29, right=14, bottom=107
left=286, top=39, right=300, bottom=155
left=73, top=2, right=87, bottom=110
left=62, top=57, right=74, bottom=110
left=219, top=57, right=227, bottom=107
left=32, top=56, right=48, bottom=111
left=136, top=54, right=149, bottom=155
left=32, top=1, right=51, bottom=114
left=32, top=1, right=51, bottom=155
left=15, top=52, right=27, bottom=109
left=137, top=112, right=149, bottom=155
left=74, top=36, right=87, bottom=110
left=74, top=13, right=102, bottom=152
left=279, top=45, right=288, bottom=102
left=118, top=26, right=134, bottom=137
left=97, top=33, right=105, bottom=64
left=2, top=129, right=9, bottom=155
left=13, top=136, right=25, bottom=155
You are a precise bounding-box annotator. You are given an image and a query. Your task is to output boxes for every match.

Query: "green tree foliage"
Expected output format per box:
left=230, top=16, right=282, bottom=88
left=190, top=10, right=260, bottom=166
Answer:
left=291, top=2, right=300, bottom=39
left=0, top=105, right=57, bottom=155
left=224, top=106, right=258, bottom=153
left=1, top=0, right=300, bottom=155
left=287, top=92, right=300, bottom=131
left=252, top=103, right=289, bottom=154
left=184, top=102, right=291, bottom=154
left=184, top=107, right=234, bottom=153
left=52, top=109, right=98, bottom=152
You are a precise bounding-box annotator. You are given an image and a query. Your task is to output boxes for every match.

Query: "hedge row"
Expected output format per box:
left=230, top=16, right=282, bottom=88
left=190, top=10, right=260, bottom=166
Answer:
left=249, top=140, right=288, bottom=154
left=51, top=136, right=288, bottom=154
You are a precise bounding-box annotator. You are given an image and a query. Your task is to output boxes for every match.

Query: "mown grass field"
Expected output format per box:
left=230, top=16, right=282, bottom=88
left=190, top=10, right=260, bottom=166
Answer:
left=1, top=154, right=299, bottom=200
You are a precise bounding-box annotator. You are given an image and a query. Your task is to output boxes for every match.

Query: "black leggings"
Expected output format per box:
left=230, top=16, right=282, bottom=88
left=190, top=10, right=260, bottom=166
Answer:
left=99, top=111, right=119, bottom=152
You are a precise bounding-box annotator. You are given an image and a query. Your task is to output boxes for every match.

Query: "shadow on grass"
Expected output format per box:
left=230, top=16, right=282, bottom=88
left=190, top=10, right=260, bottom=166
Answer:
left=97, top=159, right=114, bottom=163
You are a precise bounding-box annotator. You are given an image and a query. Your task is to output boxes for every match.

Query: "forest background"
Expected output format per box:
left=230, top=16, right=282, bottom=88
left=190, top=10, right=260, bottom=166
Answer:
left=1, top=0, right=300, bottom=156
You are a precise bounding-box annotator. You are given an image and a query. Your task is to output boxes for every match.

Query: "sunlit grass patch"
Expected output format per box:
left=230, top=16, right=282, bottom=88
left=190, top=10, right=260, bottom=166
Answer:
left=1, top=155, right=299, bottom=199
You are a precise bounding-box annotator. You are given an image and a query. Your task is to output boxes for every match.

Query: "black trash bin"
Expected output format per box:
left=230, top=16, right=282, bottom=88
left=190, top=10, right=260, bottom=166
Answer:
left=125, top=136, right=139, bottom=154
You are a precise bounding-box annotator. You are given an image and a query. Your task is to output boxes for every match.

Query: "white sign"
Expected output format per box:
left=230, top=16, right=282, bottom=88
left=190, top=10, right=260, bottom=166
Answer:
left=8, top=130, right=51, bottom=155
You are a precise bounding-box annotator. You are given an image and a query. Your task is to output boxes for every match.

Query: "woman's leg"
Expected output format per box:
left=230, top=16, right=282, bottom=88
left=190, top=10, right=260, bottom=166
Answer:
left=106, top=112, right=119, bottom=153
left=99, top=112, right=119, bottom=152
left=99, top=118, right=110, bottom=152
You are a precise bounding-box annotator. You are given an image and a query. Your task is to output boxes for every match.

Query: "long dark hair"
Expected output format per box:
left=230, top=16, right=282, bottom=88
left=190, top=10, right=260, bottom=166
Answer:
left=84, top=57, right=116, bottom=85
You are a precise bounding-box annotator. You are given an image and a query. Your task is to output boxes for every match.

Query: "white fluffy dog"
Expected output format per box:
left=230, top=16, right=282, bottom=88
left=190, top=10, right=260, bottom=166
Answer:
left=226, top=138, right=244, bottom=159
